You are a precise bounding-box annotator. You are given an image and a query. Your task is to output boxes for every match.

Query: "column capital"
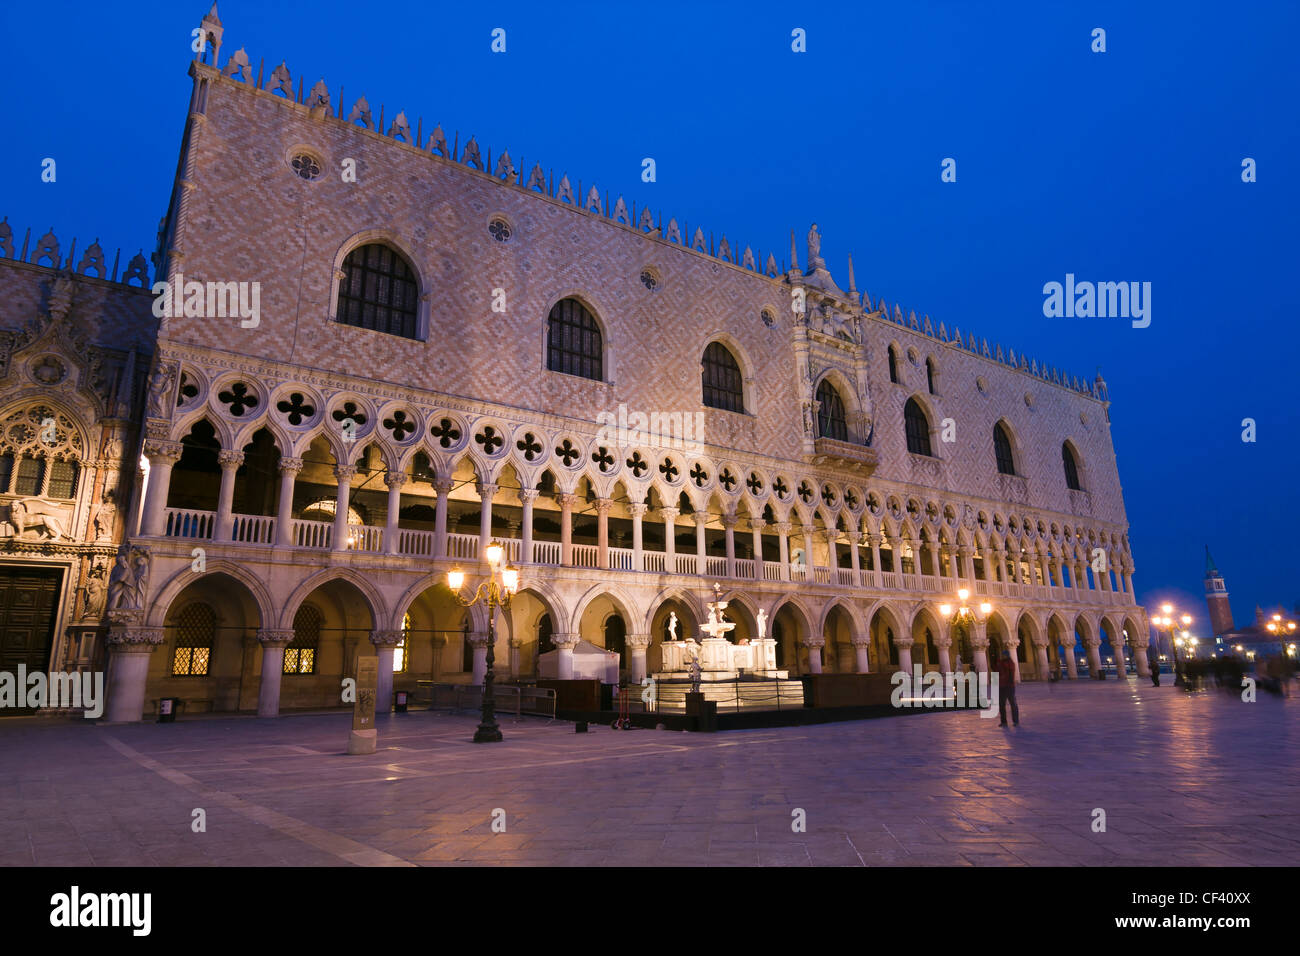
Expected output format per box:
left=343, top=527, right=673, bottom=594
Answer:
left=660, top=506, right=680, bottom=522
left=693, top=510, right=709, bottom=526
left=845, top=529, right=861, bottom=544
left=802, top=635, right=826, bottom=649
left=143, top=440, right=184, bottom=464
left=106, top=625, right=164, bottom=650
left=774, top=521, right=792, bottom=535
left=384, top=470, right=407, bottom=490
left=750, top=517, right=766, bottom=533
left=465, top=631, right=491, bottom=648
left=850, top=635, right=872, bottom=648
left=720, top=511, right=739, bottom=529
left=217, top=449, right=245, bottom=470
left=626, top=632, right=652, bottom=649
left=476, top=481, right=499, bottom=497
left=278, top=456, right=304, bottom=474
left=628, top=501, right=648, bottom=518
left=894, top=635, right=916, bottom=650
left=595, top=497, right=614, bottom=515
left=551, top=632, right=581, bottom=650
left=334, top=464, right=358, bottom=481
left=257, top=628, right=295, bottom=646
left=1082, top=635, right=1102, bottom=649
left=558, top=493, right=580, bottom=509
left=434, top=477, right=454, bottom=494
left=519, top=488, right=540, bottom=503
left=370, top=629, right=404, bottom=647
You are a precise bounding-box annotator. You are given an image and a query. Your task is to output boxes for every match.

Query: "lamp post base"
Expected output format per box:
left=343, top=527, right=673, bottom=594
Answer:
left=473, top=723, right=503, bottom=743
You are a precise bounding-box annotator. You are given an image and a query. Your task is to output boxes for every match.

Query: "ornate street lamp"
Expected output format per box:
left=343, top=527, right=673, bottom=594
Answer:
left=1152, top=604, right=1193, bottom=687
left=1266, top=613, right=1297, bottom=647
left=939, top=588, right=992, bottom=669
left=448, top=541, right=520, bottom=743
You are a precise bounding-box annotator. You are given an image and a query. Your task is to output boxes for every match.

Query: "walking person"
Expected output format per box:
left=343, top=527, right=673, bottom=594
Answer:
left=997, top=649, right=1019, bottom=727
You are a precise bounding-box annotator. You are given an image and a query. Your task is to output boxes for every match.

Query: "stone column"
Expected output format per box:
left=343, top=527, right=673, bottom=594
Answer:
left=508, top=636, right=524, bottom=677
left=895, top=635, right=915, bottom=676
left=467, top=630, right=490, bottom=685
left=934, top=628, right=952, bottom=675
left=273, top=457, right=302, bottom=546
left=661, top=506, right=679, bottom=565
left=139, top=441, right=183, bottom=536
left=520, top=489, right=538, bottom=563
left=477, top=482, right=498, bottom=557
left=827, top=530, right=840, bottom=573
left=552, top=632, right=580, bottom=679
left=1063, top=638, right=1079, bottom=679
left=1034, top=638, right=1050, bottom=682
left=869, top=533, right=883, bottom=586
left=256, top=629, right=294, bottom=717
left=596, top=497, right=612, bottom=569
left=775, top=522, right=792, bottom=581
left=559, top=493, right=577, bottom=566
left=983, top=545, right=998, bottom=582
left=804, top=637, right=825, bottom=674
left=750, top=518, right=765, bottom=579
left=433, top=477, right=452, bottom=557
left=694, top=512, right=708, bottom=576
left=629, top=502, right=646, bottom=571
left=958, top=546, right=973, bottom=586
left=1112, top=631, right=1128, bottom=676
left=721, top=512, right=737, bottom=578
left=970, top=620, right=990, bottom=674
left=212, top=450, right=244, bottom=542
left=331, top=464, right=356, bottom=552
left=384, top=470, right=405, bottom=555
left=104, top=624, right=163, bottom=722
left=847, top=529, right=861, bottom=579
left=1084, top=636, right=1103, bottom=677
left=371, top=629, right=403, bottom=711
left=852, top=636, right=871, bottom=673
left=627, top=633, right=651, bottom=683
left=1133, top=639, right=1151, bottom=678
left=802, top=526, right=816, bottom=574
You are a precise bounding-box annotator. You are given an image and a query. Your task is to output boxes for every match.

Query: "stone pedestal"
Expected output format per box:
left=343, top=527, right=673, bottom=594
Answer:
left=104, top=621, right=163, bottom=723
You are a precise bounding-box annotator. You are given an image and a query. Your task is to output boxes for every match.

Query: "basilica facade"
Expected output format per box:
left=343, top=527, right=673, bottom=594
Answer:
left=1, top=8, right=1149, bottom=722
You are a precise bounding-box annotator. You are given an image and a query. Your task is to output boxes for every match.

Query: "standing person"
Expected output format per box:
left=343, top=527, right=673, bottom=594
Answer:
left=1149, top=643, right=1161, bottom=686
left=996, top=649, right=1018, bottom=727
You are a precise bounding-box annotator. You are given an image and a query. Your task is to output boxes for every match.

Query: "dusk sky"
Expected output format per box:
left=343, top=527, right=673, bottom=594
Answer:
left=3, top=1, right=1296, bottom=633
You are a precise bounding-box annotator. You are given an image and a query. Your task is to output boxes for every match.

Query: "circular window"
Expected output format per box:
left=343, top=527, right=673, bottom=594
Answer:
left=640, top=270, right=658, bottom=291
left=761, top=308, right=775, bottom=327
left=488, top=217, right=512, bottom=242
left=290, top=152, right=322, bottom=181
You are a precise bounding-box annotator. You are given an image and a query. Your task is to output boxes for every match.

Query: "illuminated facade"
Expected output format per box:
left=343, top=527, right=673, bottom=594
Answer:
left=0, top=8, right=1149, bottom=721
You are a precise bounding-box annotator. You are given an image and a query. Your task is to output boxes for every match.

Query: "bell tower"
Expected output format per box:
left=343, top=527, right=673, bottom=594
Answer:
left=1204, top=546, right=1234, bottom=636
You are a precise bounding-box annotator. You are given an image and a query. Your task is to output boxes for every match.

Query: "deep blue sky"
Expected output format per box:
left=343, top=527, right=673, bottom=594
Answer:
left=3, top=1, right=1296, bottom=633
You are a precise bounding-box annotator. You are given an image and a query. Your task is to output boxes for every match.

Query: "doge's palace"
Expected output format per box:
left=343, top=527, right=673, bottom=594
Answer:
left=0, top=8, right=1146, bottom=722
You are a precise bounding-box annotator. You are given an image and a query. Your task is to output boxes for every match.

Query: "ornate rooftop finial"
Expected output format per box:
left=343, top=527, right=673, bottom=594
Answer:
left=789, top=229, right=799, bottom=272
left=847, top=253, right=857, bottom=297
left=199, top=3, right=223, bottom=66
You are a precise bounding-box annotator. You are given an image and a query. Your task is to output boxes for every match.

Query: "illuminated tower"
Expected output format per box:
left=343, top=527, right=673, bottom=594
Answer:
left=1204, top=546, right=1234, bottom=636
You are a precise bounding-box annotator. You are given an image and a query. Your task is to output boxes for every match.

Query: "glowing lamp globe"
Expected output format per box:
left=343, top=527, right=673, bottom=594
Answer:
left=448, top=568, right=465, bottom=592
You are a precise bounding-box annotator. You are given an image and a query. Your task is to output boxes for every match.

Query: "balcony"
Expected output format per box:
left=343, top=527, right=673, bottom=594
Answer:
left=807, top=437, right=879, bottom=474
left=156, top=506, right=1136, bottom=607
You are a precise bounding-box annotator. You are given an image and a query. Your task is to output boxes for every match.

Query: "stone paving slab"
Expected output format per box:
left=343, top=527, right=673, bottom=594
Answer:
left=0, top=680, right=1296, bottom=866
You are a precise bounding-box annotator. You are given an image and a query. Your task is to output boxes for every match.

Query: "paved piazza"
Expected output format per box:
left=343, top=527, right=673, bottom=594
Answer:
left=2, top=681, right=1295, bottom=867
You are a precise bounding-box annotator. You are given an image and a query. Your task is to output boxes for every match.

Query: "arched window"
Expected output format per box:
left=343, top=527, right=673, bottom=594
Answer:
left=172, top=602, right=215, bottom=676
left=926, top=358, right=937, bottom=394
left=816, top=380, right=848, bottom=441
left=904, top=398, right=932, bottom=456
left=888, top=346, right=899, bottom=384
left=604, top=615, right=627, bottom=668
left=538, top=613, right=555, bottom=656
left=702, top=341, right=744, bottom=413
left=1063, top=443, right=1083, bottom=490
left=335, top=243, right=420, bottom=339
left=886, top=627, right=898, bottom=666
left=994, top=423, right=1016, bottom=475
left=285, top=604, right=321, bottom=675
left=546, top=298, right=603, bottom=381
